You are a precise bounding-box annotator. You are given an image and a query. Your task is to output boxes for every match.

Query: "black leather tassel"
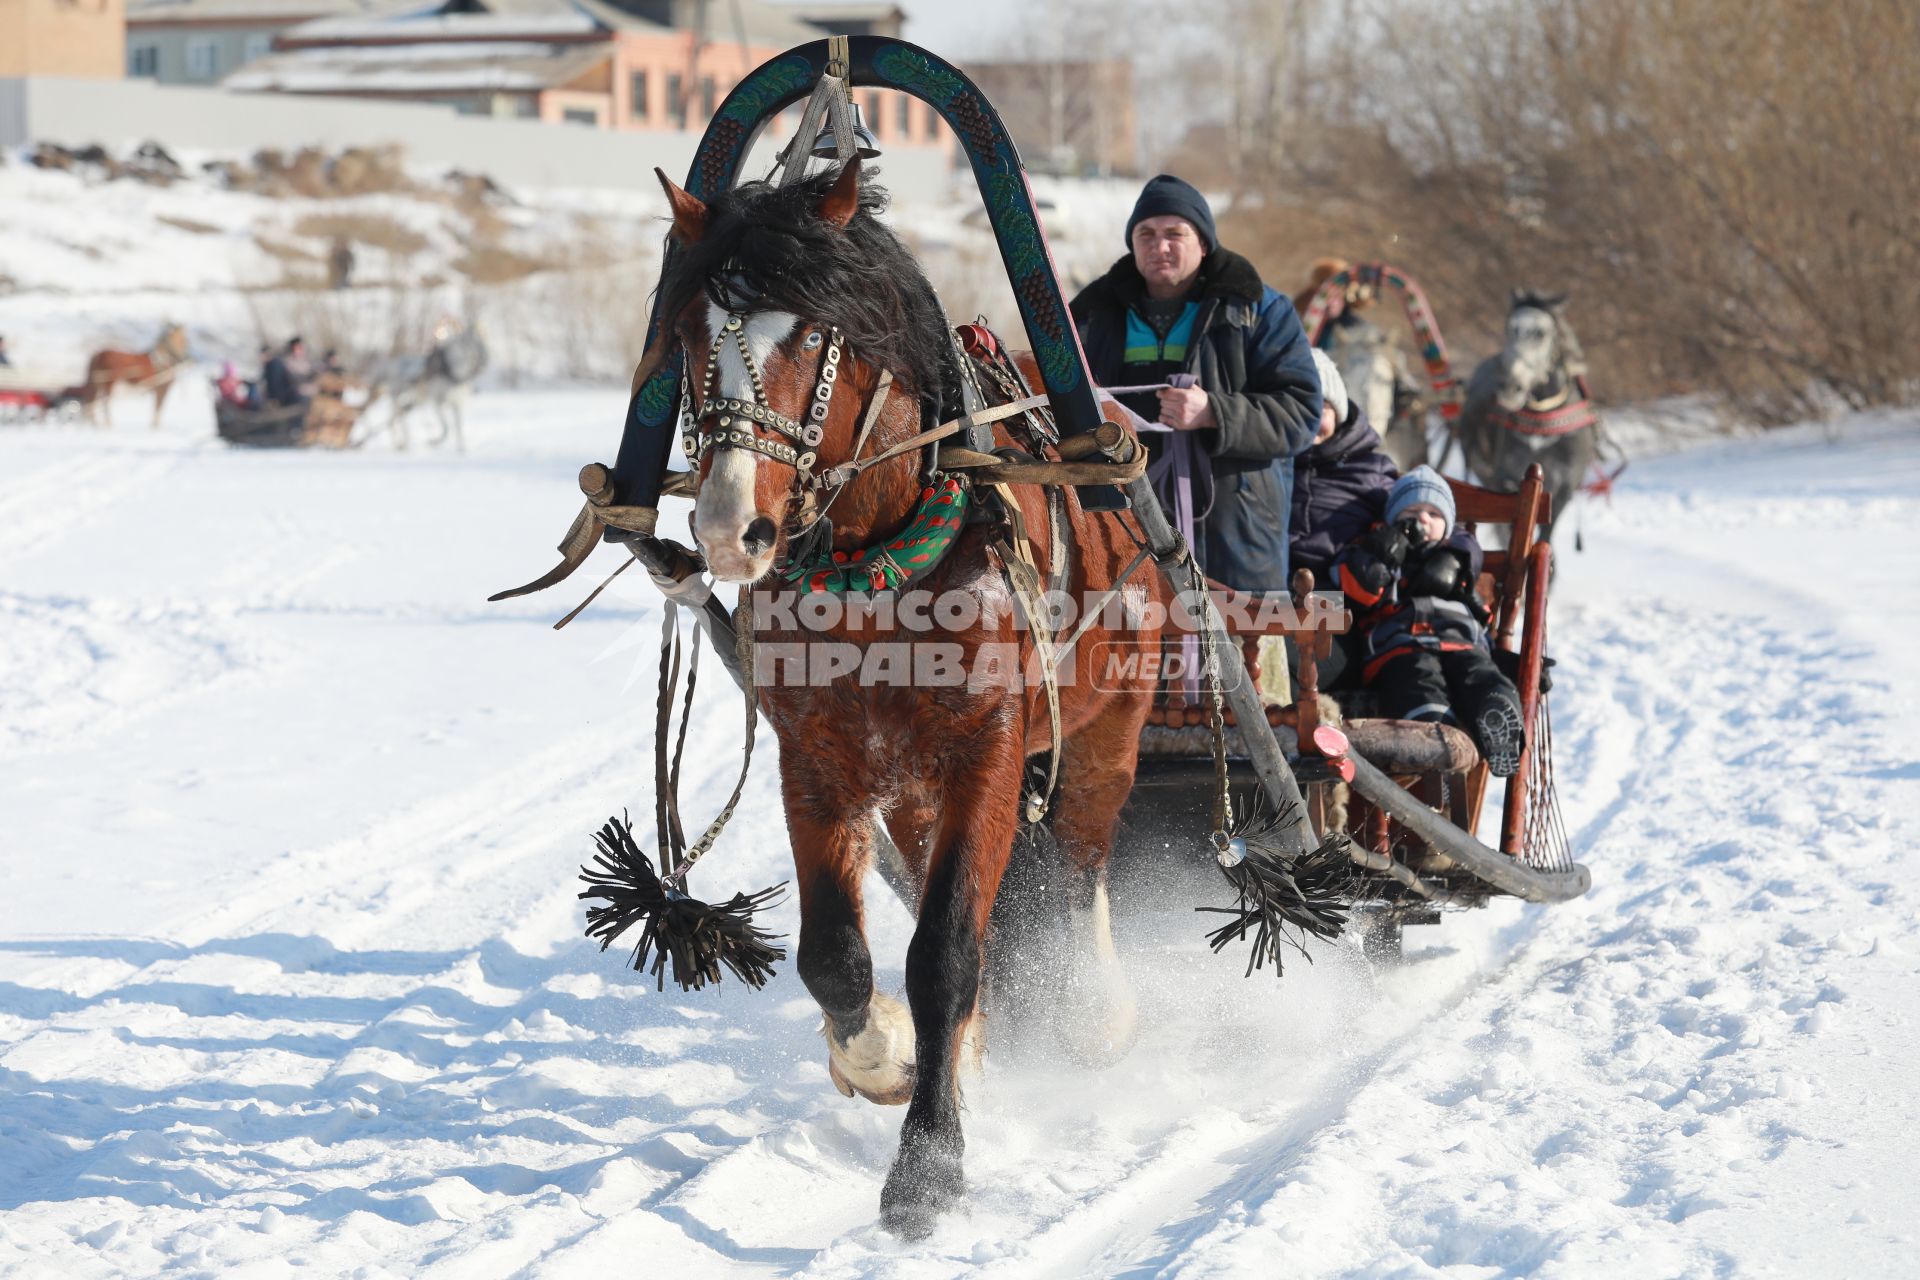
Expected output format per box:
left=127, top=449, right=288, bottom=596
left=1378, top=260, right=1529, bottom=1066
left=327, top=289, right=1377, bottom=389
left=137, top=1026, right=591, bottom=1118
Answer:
left=1198, top=809, right=1352, bottom=977
left=579, top=814, right=787, bottom=992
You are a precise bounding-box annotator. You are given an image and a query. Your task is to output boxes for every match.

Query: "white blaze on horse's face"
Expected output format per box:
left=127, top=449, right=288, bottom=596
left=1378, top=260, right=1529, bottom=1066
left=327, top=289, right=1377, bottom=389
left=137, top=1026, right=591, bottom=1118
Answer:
left=1498, top=306, right=1559, bottom=409
left=694, top=303, right=803, bottom=583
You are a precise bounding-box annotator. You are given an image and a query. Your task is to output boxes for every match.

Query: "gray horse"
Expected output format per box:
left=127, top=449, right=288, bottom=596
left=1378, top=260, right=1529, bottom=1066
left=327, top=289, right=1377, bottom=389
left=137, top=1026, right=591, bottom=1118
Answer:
left=1321, top=310, right=1429, bottom=471
left=376, top=320, right=488, bottom=452
left=1457, top=290, right=1598, bottom=543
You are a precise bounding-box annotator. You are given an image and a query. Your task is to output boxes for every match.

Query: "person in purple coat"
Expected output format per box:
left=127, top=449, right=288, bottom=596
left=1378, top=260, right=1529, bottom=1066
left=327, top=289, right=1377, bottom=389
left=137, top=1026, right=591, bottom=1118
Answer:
left=1289, top=350, right=1400, bottom=589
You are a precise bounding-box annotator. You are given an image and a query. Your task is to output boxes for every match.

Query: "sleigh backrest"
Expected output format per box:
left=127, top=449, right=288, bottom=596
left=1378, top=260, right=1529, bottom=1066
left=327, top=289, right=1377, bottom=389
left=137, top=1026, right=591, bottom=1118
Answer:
left=1448, top=464, right=1551, bottom=652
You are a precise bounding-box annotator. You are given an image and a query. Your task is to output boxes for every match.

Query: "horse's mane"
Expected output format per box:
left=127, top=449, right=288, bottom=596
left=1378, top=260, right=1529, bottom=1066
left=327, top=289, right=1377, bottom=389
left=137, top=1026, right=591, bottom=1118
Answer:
left=658, top=165, right=959, bottom=419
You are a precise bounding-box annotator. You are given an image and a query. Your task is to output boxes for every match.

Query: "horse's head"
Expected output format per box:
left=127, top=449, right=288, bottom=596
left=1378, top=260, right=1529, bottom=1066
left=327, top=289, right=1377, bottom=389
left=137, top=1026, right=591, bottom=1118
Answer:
left=1495, top=289, right=1570, bottom=410
left=157, top=323, right=189, bottom=363
left=441, top=325, right=488, bottom=384
left=655, top=160, right=945, bottom=584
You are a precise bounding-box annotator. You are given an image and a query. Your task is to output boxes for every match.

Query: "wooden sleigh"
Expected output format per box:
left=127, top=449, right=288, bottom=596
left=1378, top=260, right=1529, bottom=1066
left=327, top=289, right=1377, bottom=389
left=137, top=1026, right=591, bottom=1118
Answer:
left=1128, top=462, right=1584, bottom=955
left=214, top=379, right=360, bottom=449
left=0, top=368, right=86, bottom=424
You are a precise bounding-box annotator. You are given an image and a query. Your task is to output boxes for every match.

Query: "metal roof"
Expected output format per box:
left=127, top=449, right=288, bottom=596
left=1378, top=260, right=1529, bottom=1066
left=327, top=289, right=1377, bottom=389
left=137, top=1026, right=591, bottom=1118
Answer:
left=223, top=37, right=613, bottom=92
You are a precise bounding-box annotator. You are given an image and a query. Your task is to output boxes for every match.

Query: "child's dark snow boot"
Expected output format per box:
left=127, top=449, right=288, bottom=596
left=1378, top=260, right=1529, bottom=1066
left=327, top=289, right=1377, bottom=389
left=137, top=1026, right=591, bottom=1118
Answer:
left=1474, top=691, right=1526, bottom=778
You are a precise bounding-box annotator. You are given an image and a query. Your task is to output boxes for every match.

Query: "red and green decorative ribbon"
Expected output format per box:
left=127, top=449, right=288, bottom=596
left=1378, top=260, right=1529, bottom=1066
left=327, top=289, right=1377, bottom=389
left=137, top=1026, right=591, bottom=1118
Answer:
left=1486, top=397, right=1600, bottom=439
left=786, top=474, right=971, bottom=593
left=1300, top=262, right=1464, bottom=424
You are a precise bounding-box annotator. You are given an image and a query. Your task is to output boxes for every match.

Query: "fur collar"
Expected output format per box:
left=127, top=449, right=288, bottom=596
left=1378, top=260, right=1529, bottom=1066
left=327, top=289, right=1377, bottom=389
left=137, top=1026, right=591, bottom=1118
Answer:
left=1076, top=248, right=1267, bottom=314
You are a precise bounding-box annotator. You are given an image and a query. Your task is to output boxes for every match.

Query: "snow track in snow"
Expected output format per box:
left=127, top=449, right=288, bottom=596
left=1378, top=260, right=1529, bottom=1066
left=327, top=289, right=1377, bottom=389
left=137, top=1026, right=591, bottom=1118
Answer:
left=2, top=402, right=1916, bottom=1277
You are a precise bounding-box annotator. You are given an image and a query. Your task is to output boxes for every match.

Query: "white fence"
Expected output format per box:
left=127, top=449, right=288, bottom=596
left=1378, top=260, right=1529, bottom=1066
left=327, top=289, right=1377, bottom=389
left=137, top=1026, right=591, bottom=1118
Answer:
left=0, top=77, right=953, bottom=196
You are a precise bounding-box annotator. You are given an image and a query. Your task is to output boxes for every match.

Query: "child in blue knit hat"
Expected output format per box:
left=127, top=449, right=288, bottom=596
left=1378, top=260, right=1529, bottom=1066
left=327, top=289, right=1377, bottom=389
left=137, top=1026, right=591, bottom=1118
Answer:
left=1330, top=466, right=1526, bottom=775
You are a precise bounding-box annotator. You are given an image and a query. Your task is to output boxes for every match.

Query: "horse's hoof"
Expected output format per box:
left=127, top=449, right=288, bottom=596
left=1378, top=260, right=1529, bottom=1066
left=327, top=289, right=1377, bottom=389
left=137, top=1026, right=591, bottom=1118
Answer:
left=828, top=1051, right=915, bottom=1105
left=823, top=992, right=916, bottom=1105
left=879, top=1193, right=942, bottom=1242
left=879, top=1135, right=964, bottom=1240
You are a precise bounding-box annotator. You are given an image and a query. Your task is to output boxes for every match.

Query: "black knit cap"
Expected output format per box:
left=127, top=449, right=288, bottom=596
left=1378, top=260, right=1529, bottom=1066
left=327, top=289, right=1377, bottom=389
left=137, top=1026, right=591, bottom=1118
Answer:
left=1124, top=174, right=1217, bottom=253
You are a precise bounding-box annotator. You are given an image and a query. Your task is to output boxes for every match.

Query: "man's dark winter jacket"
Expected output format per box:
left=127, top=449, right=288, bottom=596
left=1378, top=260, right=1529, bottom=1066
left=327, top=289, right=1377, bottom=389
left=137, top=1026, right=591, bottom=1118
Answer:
left=1289, top=403, right=1399, bottom=588
left=1070, top=250, right=1321, bottom=591
left=262, top=356, right=294, bottom=408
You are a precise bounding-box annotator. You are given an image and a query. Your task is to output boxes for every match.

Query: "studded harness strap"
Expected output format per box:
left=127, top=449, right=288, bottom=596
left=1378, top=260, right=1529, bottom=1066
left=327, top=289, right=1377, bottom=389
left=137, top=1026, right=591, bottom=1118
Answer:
left=679, top=312, right=845, bottom=486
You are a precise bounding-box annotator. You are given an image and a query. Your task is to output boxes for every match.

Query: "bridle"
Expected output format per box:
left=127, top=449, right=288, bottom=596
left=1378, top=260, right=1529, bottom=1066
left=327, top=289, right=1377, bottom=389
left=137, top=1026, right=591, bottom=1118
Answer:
left=678, top=310, right=847, bottom=491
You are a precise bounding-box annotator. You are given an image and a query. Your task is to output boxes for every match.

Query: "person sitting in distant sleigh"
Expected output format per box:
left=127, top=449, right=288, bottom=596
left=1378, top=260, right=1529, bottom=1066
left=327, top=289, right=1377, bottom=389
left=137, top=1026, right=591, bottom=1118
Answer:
left=216, top=360, right=251, bottom=408
left=1330, top=466, right=1526, bottom=775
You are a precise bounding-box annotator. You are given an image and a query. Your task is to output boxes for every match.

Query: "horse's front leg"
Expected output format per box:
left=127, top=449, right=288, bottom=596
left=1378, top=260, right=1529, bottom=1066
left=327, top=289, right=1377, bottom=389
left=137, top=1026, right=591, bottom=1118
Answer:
left=881, top=723, right=1021, bottom=1238
left=151, top=380, right=170, bottom=431
left=785, top=769, right=915, bottom=1107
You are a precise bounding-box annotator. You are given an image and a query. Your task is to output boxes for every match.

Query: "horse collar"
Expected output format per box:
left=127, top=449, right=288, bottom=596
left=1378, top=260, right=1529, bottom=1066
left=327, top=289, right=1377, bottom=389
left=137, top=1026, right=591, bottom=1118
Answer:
left=782, top=473, right=972, bottom=594
left=1488, top=389, right=1598, bottom=440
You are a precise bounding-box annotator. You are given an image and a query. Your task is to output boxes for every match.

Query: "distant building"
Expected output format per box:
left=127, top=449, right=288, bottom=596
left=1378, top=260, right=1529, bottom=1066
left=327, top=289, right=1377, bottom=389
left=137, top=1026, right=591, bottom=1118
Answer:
left=963, top=57, right=1137, bottom=177
left=780, top=2, right=900, bottom=38
left=1, top=0, right=128, bottom=79
left=191, top=0, right=942, bottom=148
left=124, top=0, right=392, bottom=86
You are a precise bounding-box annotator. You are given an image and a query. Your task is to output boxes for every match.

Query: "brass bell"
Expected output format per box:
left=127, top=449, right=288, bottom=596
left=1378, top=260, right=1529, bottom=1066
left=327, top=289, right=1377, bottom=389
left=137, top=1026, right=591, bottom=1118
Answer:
left=811, top=101, right=880, bottom=160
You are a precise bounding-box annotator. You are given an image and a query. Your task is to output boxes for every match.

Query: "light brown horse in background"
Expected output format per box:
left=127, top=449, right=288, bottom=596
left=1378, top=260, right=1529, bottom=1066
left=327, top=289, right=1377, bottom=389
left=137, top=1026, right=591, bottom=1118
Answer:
left=84, top=323, right=189, bottom=428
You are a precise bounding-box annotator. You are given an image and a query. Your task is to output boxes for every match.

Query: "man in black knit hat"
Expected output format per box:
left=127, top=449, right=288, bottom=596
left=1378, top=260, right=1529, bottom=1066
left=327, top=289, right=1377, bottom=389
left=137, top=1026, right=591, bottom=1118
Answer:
left=1070, top=174, right=1321, bottom=591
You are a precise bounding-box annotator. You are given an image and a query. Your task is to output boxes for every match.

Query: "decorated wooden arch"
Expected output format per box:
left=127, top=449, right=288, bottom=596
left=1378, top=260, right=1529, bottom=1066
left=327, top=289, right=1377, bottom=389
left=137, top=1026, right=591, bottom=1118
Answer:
left=609, top=36, right=1105, bottom=514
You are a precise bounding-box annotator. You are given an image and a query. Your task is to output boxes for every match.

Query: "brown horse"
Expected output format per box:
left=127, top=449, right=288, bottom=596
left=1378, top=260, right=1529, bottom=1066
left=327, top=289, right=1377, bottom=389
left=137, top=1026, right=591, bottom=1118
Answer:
left=657, top=160, right=1169, bottom=1236
left=84, top=323, right=189, bottom=428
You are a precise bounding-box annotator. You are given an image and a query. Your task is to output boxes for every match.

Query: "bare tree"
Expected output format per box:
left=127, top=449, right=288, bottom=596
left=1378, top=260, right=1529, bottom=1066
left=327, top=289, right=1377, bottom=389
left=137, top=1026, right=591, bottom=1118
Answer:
left=1165, top=0, right=1919, bottom=420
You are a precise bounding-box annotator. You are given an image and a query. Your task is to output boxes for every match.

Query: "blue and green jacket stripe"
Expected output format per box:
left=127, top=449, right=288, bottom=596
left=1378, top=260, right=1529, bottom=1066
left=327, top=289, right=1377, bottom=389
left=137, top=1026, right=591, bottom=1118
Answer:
left=1122, top=303, right=1198, bottom=367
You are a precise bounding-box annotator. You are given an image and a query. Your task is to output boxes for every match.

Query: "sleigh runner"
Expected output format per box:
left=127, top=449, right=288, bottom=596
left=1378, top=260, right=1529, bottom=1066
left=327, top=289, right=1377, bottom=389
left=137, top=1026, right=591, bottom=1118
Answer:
left=494, top=34, right=1590, bottom=1237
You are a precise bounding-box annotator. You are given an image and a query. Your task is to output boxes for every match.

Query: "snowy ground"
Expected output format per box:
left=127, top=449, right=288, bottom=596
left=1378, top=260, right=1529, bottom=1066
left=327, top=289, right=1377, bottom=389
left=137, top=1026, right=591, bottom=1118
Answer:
left=2, top=392, right=1917, bottom=1277
left=0, top=153, right=1141, bottom=387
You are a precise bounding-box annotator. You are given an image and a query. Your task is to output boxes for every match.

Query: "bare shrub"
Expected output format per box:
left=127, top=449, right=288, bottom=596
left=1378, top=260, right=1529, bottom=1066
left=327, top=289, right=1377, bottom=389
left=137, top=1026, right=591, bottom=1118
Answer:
left=329, top=146, right=412, bottom=197
left=474, top=256, right=658, bottom=383
left=240, top=279, right=459, bottom=374
left=157, top=214, right=221, bottom=236
left=214, top=145, right=417, bottom=199
left=452, top=243, right=558, bottom=285
left=291, top=213, right=432, bottom=257
left=1187, top=0, right=1919, bottom=423
left=253, top=236, right=323, bottom=266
